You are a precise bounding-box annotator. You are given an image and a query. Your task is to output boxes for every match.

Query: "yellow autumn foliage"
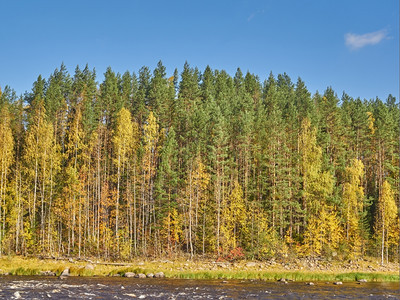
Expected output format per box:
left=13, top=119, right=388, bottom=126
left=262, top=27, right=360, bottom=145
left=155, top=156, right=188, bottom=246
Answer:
left=342, top=158, right=365, bottom=256
left=221, top=181, right=247, bottom=252
left=376, top=180, right=398, bottom=264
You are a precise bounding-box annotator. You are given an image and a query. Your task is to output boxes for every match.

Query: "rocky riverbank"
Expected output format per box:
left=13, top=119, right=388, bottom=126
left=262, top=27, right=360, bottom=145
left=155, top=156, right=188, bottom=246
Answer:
left=0, top=256, right=398, bottom=282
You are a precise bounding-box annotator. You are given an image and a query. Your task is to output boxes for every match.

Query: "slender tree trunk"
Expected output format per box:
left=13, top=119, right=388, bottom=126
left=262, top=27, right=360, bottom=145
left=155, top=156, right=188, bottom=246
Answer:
left=15, top=167, right=21, bottom=253
left=41, top=148, right=47, bottom=252
left=188, top=165, right=194, bottom=258
left=47, top=150, right=54, bottom=254
left=0, top=159, right=5, bottom=255
left=202, top=208, right=206, bottom=256
left=133, top=162, right=137, bottom=255
left=116, top=149, right=121, bottom=255
left=398, top=97, right=400, bottom=288
left=381, top=208, right=385, bottom=265
left=33, top=153, right=38, bottom=230
left=216, top=165, right=221, bottom=256
left=96, top=142, right=101, bottom=255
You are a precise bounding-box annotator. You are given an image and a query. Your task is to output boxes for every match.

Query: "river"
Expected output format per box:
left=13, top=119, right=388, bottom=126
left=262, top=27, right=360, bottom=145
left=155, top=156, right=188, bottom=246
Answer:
left=0, top=276, right=399, bottom=299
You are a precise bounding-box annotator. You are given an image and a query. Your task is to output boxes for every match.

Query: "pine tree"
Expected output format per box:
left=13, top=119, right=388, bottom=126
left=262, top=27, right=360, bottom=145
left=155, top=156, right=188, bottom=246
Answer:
left=207, top=101, right=229, bottom=256
left=99, top=67, right=122, bottom=128
left=155, top=127, right=179, bottom=255
left=134, top=66, right=151, bottom=127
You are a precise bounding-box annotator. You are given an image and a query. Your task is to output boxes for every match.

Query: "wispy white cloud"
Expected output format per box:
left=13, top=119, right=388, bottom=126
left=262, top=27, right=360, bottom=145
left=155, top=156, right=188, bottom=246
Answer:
left=247, top=12, right=256, bottom=22
left=247, top=9, right=265, bottom=22
left=345, top=29, right=388, bottom=50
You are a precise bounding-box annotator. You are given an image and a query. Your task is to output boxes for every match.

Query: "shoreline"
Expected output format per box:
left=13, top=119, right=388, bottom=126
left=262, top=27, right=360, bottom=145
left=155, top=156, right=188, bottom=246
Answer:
left=0, top=256, right=398, bottom=282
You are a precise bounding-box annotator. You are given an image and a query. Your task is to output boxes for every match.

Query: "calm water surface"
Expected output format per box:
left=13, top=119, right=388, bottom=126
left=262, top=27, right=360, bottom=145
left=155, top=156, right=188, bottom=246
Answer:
left=0, top=276, right=399, bottom=299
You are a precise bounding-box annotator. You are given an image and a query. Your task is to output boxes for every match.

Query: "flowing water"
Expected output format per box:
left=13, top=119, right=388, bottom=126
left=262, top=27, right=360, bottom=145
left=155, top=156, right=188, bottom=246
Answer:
left=0, top=276, right=399, bottom=299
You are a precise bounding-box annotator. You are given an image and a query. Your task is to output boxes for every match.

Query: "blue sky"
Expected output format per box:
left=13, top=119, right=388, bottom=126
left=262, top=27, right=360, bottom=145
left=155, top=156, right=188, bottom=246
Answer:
left=0, top=0, right=398, bottom=101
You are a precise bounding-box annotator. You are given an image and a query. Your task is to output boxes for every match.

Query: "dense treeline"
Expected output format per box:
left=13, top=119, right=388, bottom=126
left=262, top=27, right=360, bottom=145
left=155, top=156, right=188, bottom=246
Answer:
left=0, top=62, right=398, bottom=264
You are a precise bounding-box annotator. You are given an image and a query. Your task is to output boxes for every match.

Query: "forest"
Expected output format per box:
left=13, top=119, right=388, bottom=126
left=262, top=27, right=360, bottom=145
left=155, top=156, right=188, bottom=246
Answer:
left=0, top=61, right=398, bottom=264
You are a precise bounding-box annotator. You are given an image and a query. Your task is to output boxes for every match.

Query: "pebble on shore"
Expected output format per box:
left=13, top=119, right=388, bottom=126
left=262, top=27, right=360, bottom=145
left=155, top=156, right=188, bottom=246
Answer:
left=154, top=272, right=165, bottom=278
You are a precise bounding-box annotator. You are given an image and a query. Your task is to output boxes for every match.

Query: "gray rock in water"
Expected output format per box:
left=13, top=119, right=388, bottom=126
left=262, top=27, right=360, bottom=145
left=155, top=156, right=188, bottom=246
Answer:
left=124, top=294, right=136, bottom=297
left=333, top=281, right=343, bottom=285
left=124, top=272, right=135, bottom=278
left=277, top=278, right=286, bottom=282
left=13, top=291, right=21, bottom=299
left=135, top=273, right=146, bottom=278
left=306, top=282, right=314, bottom=285
left=154, top=271, right=165, bottom=278
left=146, top=273, right=154, bottom=278
left=357, top=279, right=367, bottom=283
